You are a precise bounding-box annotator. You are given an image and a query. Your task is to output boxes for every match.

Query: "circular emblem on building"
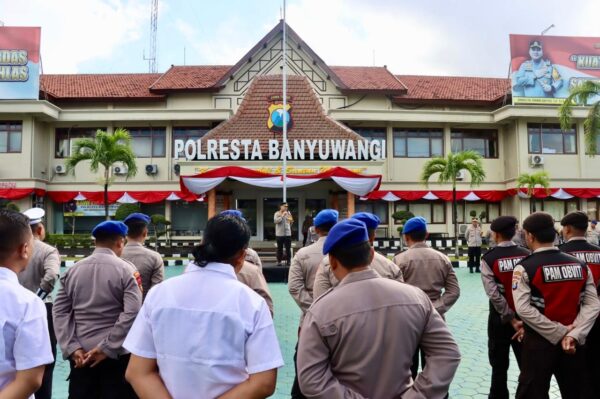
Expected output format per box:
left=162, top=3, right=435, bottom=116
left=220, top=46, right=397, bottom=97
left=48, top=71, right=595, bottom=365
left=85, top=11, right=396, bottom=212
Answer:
left=267, top=103, right=293, bottom=132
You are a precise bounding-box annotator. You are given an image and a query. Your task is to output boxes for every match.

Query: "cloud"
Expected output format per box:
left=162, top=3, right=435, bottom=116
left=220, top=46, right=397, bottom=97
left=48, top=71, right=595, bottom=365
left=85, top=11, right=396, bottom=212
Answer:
left=1, top=0, right=148, bottom=73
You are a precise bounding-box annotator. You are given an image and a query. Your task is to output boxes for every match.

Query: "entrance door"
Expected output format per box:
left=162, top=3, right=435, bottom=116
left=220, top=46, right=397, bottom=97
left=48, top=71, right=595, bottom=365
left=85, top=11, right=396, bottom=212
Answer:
left=263, top=198, right=298, bottom=240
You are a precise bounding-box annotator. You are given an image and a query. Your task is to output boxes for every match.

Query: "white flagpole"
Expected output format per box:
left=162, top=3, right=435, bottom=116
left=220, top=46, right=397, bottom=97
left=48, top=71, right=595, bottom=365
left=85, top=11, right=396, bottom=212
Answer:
left=282, top=0, right=287, bottom=203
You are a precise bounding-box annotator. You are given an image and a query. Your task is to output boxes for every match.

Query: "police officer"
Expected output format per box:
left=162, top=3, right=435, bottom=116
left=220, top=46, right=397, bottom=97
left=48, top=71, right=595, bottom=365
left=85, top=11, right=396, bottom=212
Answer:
left=53, top=221, right=142, bottom=398
left=465, top=217, right=483, bottom=273
left=513, top=39, right=563, bottom=98
left=288, top=208, right=338, bottom=399
left=297, top=219, right=461, bottom=398
left=513, top=212, right=600, bottom=399
left=237, top=260, right=274, bottom=316
left=313, top=212, right=403, bottom=298
left=393, top=216, right=460, bottom=379
left=122, top=212, right=164, bottom=301
left=480, top=216, right=531, bottom=399
left=0, top=210, right=54, bottom=398
left=559, top=211, right=600, bottom=395
left=16, top=208, right=60, bottom=399
left=274, top=202, right=294, bottom=265
left=221, top=210, right=262, bottom=268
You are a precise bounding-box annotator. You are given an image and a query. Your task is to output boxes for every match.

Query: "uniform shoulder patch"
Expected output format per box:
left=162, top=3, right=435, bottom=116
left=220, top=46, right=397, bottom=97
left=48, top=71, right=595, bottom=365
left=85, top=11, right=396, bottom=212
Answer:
left=133, top=270, right=143, bottom=292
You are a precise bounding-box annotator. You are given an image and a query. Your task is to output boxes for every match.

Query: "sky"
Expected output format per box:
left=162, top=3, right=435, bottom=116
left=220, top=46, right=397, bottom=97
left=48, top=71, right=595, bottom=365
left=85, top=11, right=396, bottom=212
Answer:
left=1, top=0, right=600, bottom=77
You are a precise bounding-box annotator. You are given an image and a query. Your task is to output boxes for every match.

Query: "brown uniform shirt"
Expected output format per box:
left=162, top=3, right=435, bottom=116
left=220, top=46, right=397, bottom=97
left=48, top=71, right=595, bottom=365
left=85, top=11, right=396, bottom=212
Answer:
left=393, top=242, right=460, bottom=316
left=245, top=247, right=263, bottom=269
left=53, top=248, right=142, bottom=359
left=121, top=241, right=164, bottom=300
left=288, top=236, right=326, bottom=324
left=313, top=251, right=404, bottom=299
left=237, top=261, right=273, bottom=316
left=18, top=239, right=60, bottom=302
left=298, top=269, right=461, bottom=398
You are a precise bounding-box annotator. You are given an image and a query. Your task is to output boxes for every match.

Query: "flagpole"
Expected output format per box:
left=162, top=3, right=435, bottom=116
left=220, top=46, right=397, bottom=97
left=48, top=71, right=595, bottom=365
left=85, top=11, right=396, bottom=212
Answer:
left=282, top=0, right=287, bottom=203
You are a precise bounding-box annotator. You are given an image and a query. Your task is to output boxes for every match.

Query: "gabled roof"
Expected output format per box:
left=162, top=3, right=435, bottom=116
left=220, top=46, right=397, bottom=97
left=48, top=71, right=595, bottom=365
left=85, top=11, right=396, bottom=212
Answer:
left=331, top=66, right=407, bottom=94
left=149, top=65, right=231, bottom=92
left=394, top=75, right=511, bottom=105
left=202, top=75, right=362, bottom=152
left=40, top=73, right=164, bottom=100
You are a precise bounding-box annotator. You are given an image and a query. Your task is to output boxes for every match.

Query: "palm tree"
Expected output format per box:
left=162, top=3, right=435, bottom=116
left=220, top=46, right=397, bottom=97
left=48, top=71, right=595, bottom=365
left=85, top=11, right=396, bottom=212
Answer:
left=516, top=171, right=551, bottom=213
left=421, top=151, right=486, bottom=258
left=559, top=80, right=600, bottom=156
left=66, top=129, right=138, bottom=220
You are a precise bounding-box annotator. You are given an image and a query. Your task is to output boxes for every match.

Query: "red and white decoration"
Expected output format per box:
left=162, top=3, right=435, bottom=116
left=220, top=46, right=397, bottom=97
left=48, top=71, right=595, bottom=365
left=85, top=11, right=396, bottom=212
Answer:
left=44, top=190, right=203, bottom=204
left=361, top=190, right=511, bottom=202
left=180, top=166, right=382, bottom=197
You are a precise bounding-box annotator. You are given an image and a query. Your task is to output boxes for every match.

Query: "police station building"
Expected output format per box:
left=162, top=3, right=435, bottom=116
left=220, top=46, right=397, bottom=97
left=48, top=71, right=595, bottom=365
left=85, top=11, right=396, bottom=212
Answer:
left=2, top=21, right=600, bottom=242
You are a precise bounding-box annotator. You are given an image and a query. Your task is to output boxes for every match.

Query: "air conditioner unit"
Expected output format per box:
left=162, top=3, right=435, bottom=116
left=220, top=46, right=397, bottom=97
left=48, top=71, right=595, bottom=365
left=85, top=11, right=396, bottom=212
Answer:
left=113, top=164, right=128, bottom=175
left=459, top=224, right=469, bottom=235
left=456, top=170, right=466, bottom=180
left=173, top=164, right=181, bottom=175
left=145, top=164, right=158, bottom=175
left=529, top=154, right=545, bottom=167
left=54, top=164, right=67, bottom=174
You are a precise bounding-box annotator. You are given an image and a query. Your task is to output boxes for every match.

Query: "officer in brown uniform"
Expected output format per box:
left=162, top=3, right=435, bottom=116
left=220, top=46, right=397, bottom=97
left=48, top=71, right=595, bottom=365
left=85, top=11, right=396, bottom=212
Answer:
left=237, top=261, right=274, bottom=316
left=17, top=207, right=60, bottom=399
left=222, top=210, right=263, bottom=268
left=313, top=212, right=403, bottom=298
left=298, top=218, right=461, bottom=398
left=122, top=212, right=164, bottom=301
left=53, top=221, right=142, bottom=399
left=513, top=212, right=600, bottom=399
left=393, top=216, right=460, bottom=379
left=288, top=208, right=338, bottom=399
left=480, top=216, right=531, bottom=399
left=559, top=211, right=600, bottom=396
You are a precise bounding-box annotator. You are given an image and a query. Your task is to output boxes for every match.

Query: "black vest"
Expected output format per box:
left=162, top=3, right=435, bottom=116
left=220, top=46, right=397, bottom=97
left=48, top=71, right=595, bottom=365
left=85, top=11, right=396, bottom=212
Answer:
left=559, top=239, right=600, bottom=295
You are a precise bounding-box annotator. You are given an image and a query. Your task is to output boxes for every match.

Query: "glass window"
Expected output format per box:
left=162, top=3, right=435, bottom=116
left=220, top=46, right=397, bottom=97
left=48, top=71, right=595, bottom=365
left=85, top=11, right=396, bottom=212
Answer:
left=394, top=201, right=446, bottom=224
left=55, top=127, right=101, bottom=158
left=532, top=199, right=580, bottom=221
left=171, top=201, right=208, bottom=236
left=352, top=127, right=387, bottom=152
left=356, top=200, right=389, bottom=222
left=126, top=127, right=166, bottom=158
left=528, top=123, right=576, bottom=154
left=451, top=129, right=498, bottom=158
left=0, top=121, right=23, bottom=153
left=173, top=127, right=209, bottom=157
left=457, top=201, right=500, bottom=223
left=393, top=129, right=443, bottom=157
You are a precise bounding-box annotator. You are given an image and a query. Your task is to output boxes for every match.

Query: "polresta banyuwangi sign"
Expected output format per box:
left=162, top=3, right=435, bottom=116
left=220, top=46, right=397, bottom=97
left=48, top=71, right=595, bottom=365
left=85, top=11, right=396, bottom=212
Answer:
left=0, top=27, right=41, bottom=100
left=510, top=34, right=600, bottom=105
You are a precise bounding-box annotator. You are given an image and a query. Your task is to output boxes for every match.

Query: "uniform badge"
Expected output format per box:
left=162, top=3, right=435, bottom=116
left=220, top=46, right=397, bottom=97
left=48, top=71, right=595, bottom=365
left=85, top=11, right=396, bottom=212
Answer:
left=512, top=270, right=522, bottom=290
left=133, top=271, right=143, bottom=292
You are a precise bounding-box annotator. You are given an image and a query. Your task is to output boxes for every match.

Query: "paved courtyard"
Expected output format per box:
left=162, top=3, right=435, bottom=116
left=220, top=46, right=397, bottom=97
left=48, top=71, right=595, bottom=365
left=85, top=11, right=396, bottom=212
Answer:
left=52, top=265, right=560, bottom=398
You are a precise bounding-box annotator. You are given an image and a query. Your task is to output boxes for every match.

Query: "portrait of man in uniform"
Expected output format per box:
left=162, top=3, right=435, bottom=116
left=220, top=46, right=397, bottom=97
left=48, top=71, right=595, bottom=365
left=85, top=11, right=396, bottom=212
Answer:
left=513, top=39, right=563, bottom=98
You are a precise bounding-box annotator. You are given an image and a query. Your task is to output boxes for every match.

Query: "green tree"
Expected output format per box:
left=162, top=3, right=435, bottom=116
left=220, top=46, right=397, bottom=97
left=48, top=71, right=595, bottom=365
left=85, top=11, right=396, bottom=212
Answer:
left=114, top=203, right=141, bottom=221
left=517, top=171, right=551, bottom=213
left=421, top=151, right=486, bottom=257
left=559, top=80, right=600, bottom=156
left=66, top=129, right=138, bottom=220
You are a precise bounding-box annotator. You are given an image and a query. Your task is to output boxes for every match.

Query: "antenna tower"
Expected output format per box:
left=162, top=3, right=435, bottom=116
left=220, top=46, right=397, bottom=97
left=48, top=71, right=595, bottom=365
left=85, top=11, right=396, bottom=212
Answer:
left=148, top=0, right=158, bottom=72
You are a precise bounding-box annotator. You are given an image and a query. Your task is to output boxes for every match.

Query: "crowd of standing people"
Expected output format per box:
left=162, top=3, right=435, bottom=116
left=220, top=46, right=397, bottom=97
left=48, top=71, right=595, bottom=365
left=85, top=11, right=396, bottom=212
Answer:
left=1, top=203, right=599, bottom=398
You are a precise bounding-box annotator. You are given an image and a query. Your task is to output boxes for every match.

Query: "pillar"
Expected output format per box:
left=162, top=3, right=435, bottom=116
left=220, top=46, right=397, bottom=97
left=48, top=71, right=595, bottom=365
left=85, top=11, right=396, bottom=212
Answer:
left=347, top=192, right=355, bottom=217
left=330, top=192, right=339, bottom=210
left=208, top=189, right=216, bottom=218
left=223, top=193, right=231, bottom=210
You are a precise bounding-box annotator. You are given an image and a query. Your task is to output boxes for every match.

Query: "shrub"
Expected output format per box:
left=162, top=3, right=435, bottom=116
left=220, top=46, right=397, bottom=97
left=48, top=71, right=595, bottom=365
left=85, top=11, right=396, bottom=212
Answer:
left=114, top=203, right=141, bottom=221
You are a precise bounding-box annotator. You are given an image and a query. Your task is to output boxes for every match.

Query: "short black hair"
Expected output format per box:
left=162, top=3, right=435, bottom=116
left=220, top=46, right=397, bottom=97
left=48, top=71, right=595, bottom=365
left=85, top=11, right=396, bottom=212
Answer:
left=125, top=220, right=147, bottom=239
left=315, top=221, right=335, bottom=233
left=405, top=229, right=427, bottom=242
left=0, top=210, right=32, bottom=261
left=329, top=241, right=372, bottom=269
left=496, top=228, right=516, bottom=241
left=280, top=202, right=288, bottom=207
left=94, top=231, right=126, bottom=245
left=523, top=212, right=556, bottom=244
left=193, top=214, right=251, bottom=267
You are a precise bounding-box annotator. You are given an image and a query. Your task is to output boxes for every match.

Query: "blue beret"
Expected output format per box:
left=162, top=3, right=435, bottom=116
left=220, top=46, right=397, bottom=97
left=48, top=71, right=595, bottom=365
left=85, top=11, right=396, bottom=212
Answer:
left=351, top=212, right=380, bottom=230
left=403, top=217, right=427, bottom=234
left=314, top=209, right=339, bottom=227
left=323, top=218, right=369, bottom=255
left=123, top=212, right=151, bottom=224
left=92, top=221, right=128, bottom=238
left=220, top=209, right=245, bottom=220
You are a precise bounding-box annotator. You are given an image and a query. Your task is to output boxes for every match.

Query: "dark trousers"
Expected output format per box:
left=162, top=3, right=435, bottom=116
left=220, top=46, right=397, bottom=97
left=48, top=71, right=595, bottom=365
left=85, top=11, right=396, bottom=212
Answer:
left=36, top=303, right=56, bottom=399
left=68, top=355, right=137, bottom=399
left=487, top=309, right=522, bottom=399
left=276, top=235, right=292, bottom=264
left=302, top=232, right=308, bottom=247
left=516, top=329, right=587, bottom=399
left=291, top=339, right=306, bottom=398
left=468, top=246, right=481, bottom=272
left=584, top=320, right=600, bottom=397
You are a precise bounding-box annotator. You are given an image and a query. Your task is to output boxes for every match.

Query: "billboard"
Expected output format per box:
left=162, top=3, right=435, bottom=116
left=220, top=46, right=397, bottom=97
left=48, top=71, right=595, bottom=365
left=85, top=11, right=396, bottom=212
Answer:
left=64, top=201, right=119, bottom=217
left=510, top=34, right=600, bottom=105
left=0, top=27, right=41, bottom=100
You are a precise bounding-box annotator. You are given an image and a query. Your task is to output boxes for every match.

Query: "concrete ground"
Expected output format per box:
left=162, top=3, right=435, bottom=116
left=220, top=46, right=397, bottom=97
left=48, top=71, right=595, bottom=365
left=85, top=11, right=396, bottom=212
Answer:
left=51, top=266, right=560, bottom=398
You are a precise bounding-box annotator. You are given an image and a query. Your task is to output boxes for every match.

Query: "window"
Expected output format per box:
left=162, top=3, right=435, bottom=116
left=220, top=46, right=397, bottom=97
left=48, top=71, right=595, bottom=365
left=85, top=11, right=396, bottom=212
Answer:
left=0, top=121, right=22, bottom=153
left=528, top=123, right=576, bottom=154
left=173, top=127, right=209, bottom=157
left=126, top=127, right=166, bottom=158
left=356, top=200, right=389, bottom=222
left=55, top=127, right=101, bottom=158
left=531, top=199, right=579, bottom=221
left=394, top=201, right=446, bottom=224
left=171, top=201, right=208, bottom=236
left=451, top=129, right=498, bottom=158
left=352, top=127, right=386, bottom=150
left=393, top=129, right=443, bottom=157
left=456, top=202, right=500, bottom=223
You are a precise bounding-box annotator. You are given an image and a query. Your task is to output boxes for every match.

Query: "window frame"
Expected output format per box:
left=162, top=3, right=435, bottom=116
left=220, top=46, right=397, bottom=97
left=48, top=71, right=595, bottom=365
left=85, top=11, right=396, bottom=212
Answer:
left=527, top=123, right=577, bottom=155
left=125, top=127, right=167, bottom=158
left=0, top=121, right=23, bottom=153
left=450, top=129, right=498, bottom=158
left=392, top=128, right=444, bottom=158
left=394, top=201, right=446, bottom=224
left=54, top=127, right=102, bottom=158
left=172, top=127, right=209, bottom=157
left=351, top=127, right=387, bottom=153
left=456, top=201, right=501, bottom=224
left=355, top=200, right=389, bottom=224
left=531, top=198, right=580, bottom=220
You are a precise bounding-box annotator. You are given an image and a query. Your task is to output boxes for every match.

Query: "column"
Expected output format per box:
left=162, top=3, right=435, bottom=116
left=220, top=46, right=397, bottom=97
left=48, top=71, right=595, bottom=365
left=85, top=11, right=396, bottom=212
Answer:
left=330, top=192, right=338, bottom=210
left=208, top=189, right=216, bottom=218
left=347, top=192, right=355, bottom=217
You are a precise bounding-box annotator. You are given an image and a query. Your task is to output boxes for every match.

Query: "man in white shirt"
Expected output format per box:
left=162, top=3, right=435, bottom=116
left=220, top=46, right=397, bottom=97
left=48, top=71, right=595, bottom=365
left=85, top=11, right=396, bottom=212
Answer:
left=0, top=210, right=54, bottom=399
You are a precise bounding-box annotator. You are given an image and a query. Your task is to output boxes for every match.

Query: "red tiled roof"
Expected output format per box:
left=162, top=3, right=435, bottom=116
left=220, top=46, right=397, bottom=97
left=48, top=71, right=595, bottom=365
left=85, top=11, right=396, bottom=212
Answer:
left=331, top=66, right=407, bottom=94
left=394, top=75, right=510, bottom=104
left=149, top=65, right=231, bottom=92
left=203, top=75, right=362, bottom=152
left=40, top=74, right=163, bottom=100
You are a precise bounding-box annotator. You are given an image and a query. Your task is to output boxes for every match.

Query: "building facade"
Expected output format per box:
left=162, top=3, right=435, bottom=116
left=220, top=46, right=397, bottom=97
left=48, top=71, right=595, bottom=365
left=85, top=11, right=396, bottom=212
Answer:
left=1, top=21, right=599, bottom=241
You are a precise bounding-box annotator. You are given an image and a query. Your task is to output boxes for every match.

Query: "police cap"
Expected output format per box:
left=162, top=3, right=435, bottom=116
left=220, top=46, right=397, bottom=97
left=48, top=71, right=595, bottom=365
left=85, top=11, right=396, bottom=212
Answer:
left=490, top=216, right=518, bottom=234
left=323, top=218, right=368, bottom=255
left=123, top=212, right=151, bottom=225
left=403, top=216, right=427, bottom=234
left=314, top=209, right=339, bottom=227
left=22, top=207, right=45, bottom=225
left=92, top=221, right=128, bottom=238
left=529, top=40, right=543, bottom=49
left=560, top=211, right=588, bottom=229
left=351, top=212, right=380, bottom=230
left=522, top=212, right=554, bottom=233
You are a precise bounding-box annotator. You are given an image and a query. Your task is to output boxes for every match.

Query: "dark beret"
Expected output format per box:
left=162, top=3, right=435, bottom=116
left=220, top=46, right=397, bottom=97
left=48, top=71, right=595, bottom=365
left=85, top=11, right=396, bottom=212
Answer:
left=92, top=221, right=128, bottom=238
left=490, top=216, right=518, bottom=233
left=523, top=212, right=555, bottom=233
left=124, top=212, right=151, bottom=224
left=560, top=211, right=588, bottom=227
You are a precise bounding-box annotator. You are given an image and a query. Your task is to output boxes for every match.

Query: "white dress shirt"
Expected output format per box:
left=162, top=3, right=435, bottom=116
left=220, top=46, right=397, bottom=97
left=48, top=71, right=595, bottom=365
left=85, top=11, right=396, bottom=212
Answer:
left=0, top=267, right=54, bottom=398
left=123, top=262, right=284, bottom=398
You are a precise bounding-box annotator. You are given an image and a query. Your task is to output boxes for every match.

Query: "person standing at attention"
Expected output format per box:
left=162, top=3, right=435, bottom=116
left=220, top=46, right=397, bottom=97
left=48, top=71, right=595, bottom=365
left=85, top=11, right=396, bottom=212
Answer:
left=274, top=202, right=294, bottom=265
left=465, top=217, right=483, bottom=273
